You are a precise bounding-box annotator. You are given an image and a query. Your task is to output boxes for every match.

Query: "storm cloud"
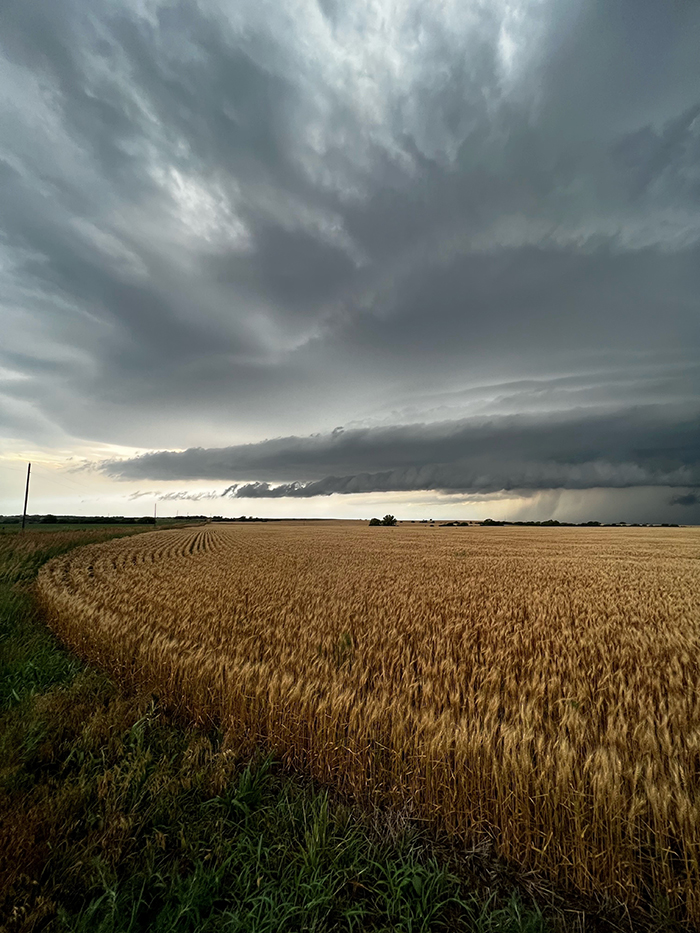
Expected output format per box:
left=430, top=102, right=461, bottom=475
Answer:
left=104, top=403, right=700, bottom=497
left=670, top=492, right=700, bottom=508
left=1, top=0, right=699, bottom=520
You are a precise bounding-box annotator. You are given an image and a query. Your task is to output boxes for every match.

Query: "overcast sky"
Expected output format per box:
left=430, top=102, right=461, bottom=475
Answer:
left=1, top=0, right=699, bottom=522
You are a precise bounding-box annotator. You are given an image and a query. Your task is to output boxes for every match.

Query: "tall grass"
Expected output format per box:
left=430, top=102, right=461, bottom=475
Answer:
left=37, top=523, right=700, bottom=921
left=1, top=528, right=549, bottom=933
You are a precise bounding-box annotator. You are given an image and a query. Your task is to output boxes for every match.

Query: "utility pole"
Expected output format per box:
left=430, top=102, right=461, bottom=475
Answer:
left=21, top=462, right=31, bottom=532
left=154, top=501, right=157, bottom=526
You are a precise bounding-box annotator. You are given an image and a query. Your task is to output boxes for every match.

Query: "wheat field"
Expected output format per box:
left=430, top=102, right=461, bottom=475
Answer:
left=37, top=522, right=700, bottom=917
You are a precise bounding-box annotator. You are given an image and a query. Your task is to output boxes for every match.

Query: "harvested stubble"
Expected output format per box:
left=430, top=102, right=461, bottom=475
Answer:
left=38, top=522, right=700, bottom=919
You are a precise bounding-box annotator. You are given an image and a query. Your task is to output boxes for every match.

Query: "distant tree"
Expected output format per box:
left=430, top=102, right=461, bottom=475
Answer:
left=381, top=514, right=397, bottom=526
left=41, top=514, right=58, bottom=524
left=369, top=517, right=381, bottom=526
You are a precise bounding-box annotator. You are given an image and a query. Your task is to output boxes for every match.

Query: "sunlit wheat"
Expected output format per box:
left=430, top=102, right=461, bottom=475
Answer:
left=37, top=522, right=700, bottom=917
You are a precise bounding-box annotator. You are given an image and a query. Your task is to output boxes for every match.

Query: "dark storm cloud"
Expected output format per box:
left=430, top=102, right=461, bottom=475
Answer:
left=670, top=492, right=700, bottom=508
left=104, top=403, right=700, bottom=496
left=0, top=0, right=699, bottom=476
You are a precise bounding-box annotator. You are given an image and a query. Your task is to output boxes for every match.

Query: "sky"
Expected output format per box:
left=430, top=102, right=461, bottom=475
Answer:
left=1, top=0, right=699, bottom=522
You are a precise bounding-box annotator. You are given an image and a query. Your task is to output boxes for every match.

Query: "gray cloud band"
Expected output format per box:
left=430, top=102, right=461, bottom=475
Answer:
left=223, top=465, right=698, bottom=499
left=104, top=405, right=700, bottom=496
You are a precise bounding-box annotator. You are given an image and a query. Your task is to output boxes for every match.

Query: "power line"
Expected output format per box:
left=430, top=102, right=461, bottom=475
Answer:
left=29, top=468, right=90, bottom=494
left=0, top=462, right=28, bottom=476
left=32, top=462, right=89, bottom=488
left=1, top=463, right=92, bottom=495
left=0, top=461, right=87, bottom=493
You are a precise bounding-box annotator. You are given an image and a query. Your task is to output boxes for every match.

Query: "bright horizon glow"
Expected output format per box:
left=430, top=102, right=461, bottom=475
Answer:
left=0, top=456, right=696, bottom=525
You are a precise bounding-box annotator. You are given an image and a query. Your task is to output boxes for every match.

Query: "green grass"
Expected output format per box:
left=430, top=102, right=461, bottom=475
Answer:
left=0, top=527, right=683, bottom=932
left=0, top=521, right=188, bottom=534
left=1, top=678, right=548, bottom=933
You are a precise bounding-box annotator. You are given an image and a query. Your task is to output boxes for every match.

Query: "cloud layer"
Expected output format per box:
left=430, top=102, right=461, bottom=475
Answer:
left=1, top=0, right=699, bottom=519
left=105, top=403, right=700, bottom=498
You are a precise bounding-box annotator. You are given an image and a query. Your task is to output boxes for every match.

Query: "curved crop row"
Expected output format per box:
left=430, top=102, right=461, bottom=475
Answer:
left=37, top=523, right=700, bottom=919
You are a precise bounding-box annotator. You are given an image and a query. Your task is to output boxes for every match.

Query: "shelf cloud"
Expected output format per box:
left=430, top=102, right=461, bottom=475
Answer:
left=104, top=404, right=700, bottom=498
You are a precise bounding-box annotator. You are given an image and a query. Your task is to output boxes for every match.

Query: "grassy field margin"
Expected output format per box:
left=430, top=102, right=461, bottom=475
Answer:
left=0, top=527, right=683, bottom=932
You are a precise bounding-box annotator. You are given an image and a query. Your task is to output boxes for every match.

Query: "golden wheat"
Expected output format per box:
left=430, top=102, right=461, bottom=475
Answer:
left=37, top=522, right=700, bottom=917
